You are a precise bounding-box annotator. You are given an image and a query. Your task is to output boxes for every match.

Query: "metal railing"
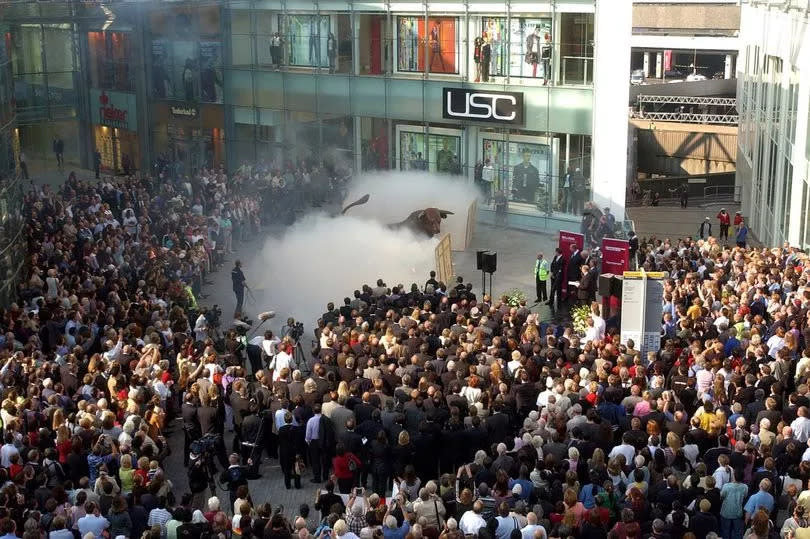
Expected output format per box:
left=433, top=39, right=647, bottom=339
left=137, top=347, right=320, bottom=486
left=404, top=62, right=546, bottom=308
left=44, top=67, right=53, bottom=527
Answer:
left=561, top=56, right=593, bottom=86
left=703, top=185, right=743, bottom=200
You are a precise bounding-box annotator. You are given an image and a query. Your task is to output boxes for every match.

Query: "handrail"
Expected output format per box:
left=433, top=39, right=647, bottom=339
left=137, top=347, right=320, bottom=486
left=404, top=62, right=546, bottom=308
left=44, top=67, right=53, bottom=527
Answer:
left=703, top=185, right=743, bottom=200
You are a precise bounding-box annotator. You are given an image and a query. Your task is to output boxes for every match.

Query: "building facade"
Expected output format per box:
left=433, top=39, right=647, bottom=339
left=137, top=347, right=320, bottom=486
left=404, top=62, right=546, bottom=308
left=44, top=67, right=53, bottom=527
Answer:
left=736, top=0, right=809, bottom=247
left=631, top=0, right=739, bottom=82
left=4, top=0, right=631, bottom=232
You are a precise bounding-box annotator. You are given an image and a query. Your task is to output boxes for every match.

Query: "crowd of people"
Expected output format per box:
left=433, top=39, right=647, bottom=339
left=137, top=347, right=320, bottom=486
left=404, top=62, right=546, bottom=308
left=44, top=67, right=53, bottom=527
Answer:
left=5, top=153, right=810, bottom=539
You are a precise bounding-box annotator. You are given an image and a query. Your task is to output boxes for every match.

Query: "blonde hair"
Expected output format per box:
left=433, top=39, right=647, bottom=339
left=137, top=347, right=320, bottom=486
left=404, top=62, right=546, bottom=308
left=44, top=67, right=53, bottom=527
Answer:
left=120, top=454, right=133, bottom=469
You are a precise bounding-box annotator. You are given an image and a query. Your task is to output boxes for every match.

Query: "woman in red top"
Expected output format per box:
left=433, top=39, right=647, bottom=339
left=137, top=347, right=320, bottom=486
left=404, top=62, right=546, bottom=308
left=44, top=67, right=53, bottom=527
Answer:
left=331, top=443, right=362, bottom=494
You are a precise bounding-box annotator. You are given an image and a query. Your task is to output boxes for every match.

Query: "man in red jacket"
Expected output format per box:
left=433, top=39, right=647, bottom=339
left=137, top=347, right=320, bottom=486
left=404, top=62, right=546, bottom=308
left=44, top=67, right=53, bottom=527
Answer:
left=717, top=208, right=731, bottom=241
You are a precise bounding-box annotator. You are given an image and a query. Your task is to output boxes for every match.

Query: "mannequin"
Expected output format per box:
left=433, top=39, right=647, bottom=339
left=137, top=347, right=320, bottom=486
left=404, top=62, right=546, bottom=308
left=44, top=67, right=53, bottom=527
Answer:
left=429, top=22, right=445, bottom=71
left=480, top=33, right=491, bottom=82
left=327, top=33, right=337, bottom=73
left=541, top=33, right=552, bottom=84
left=525, top=26, right=541, bottom=77
left=473, top=35, right=484, bottom=82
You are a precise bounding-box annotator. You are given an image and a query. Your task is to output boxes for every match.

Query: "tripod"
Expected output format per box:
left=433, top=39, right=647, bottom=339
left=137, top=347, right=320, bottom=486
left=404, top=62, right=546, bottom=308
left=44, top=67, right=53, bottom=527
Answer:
left=291, top=339, right=309, bottom=375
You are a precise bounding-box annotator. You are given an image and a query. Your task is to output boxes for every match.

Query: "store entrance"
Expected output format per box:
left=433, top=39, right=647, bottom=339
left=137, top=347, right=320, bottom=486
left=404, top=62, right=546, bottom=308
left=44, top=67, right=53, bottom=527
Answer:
left=93, top=125, right=140, bottom=175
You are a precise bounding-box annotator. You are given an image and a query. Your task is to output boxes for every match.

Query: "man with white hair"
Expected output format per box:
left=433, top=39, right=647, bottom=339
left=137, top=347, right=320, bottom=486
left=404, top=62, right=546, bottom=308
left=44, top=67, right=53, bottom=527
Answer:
left=520, top=512, right=547, bottom=539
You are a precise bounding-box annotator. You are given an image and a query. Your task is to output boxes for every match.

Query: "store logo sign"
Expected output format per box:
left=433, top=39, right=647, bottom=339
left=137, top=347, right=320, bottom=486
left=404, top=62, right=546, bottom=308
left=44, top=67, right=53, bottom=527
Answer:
left=171, top=106, right=198, bottom=118
left=98, top=91, right=129, bottom=129
left=442, top=88, right=524, bottom=125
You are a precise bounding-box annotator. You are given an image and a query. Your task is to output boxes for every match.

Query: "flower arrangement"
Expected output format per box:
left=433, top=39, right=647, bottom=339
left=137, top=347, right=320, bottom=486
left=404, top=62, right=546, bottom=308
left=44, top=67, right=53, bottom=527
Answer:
left=571, top=304, right=592, bottom=336
left=501, top=288, right=527, bottom=307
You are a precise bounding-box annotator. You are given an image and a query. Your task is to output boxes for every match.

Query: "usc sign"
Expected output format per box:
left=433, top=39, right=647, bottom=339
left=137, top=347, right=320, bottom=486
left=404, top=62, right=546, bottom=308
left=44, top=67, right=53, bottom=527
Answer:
left=442, top=87, right=524, bottom=125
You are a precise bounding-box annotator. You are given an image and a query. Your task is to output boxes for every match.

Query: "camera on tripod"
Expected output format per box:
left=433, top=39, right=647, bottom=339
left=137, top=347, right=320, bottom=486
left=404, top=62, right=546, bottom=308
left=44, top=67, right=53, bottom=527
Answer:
left=190, top=433, right=222, bottom=460
left=290, top=321, right=304, bottom=341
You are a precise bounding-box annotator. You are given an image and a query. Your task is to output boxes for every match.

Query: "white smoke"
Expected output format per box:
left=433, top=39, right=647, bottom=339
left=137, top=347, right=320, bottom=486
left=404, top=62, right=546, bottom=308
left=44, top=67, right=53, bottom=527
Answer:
left=248, top=171, right=478, bottom=331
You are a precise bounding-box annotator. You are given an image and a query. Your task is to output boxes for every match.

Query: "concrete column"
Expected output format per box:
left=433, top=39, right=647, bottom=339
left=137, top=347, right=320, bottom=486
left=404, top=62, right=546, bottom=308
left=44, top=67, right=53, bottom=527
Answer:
left=643, top=51, right=650, bottom=78
left=655, top=51, right=662, bottom=79
left=724, top=54, right=733, bottom=79
left=592, top=0, right=631, bottom=218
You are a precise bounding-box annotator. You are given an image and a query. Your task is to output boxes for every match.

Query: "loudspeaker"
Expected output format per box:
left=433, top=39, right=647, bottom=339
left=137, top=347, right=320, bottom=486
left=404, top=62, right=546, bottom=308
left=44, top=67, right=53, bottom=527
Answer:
left=610, top=275, right=623, bottom=297
left=598, top=273, right=613, bottom=297
left=481, top=252, right=498, bottom=273
left=476, top=250, right=488, bottom=271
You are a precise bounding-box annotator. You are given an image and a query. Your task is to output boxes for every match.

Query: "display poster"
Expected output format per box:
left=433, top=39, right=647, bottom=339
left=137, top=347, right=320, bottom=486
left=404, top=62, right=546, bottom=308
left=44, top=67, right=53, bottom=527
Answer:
left=620, top=271, right=666, bottom=355
left=663, top=50, right=673, bottom=72
left=173, top=40, right=197, bottom=102
left=601, top=238, right=630, bottom=276
left=508, top=18, right=552, bottom=78
left=558, top=231, right=584, bottom=300
left=151, top=39, right=172, bottom=99
left=400, top=132, right=460, bottom=173
left=199, top=41, right=223, bottom=103
left=482, top=139, right=550, bottom=205
left=282, top=15, right=331, bottom=68
left=397, top=17, right=457, bottom=74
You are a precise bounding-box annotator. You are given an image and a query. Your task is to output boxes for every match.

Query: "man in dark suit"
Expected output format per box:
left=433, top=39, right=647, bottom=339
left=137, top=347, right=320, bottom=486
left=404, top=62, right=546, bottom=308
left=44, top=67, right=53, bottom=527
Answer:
left=486, top=403, right=510, bottom=447
left=567, top=245, right=584, bottom=303
left=278, top=411, right=301, bottom=489
left=181, top=394, right=200, bottom=466
left=547, top=248, right=564, bottom=310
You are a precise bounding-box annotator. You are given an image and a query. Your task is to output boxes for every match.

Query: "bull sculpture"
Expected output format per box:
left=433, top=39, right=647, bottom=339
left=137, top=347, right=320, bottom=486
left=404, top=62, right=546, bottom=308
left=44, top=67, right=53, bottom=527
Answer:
left=341, top=194, right=454, bottom=238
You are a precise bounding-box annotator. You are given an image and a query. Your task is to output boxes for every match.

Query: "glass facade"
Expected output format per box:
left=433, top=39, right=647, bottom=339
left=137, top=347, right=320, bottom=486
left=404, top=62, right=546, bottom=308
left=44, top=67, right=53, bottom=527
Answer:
left=224, top=1, right=596, bottom=223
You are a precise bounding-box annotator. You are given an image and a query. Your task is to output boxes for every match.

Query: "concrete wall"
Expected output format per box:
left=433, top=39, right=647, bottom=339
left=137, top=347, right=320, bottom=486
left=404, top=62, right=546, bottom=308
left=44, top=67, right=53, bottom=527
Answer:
left=633, top=3, right=740, bottom=32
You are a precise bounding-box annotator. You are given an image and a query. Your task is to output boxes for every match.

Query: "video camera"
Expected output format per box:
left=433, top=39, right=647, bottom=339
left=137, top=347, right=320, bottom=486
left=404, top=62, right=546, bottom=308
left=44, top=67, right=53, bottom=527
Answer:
left=289, top=321, right=304, bottom=341
left=190, top=433, right=222, bottom=460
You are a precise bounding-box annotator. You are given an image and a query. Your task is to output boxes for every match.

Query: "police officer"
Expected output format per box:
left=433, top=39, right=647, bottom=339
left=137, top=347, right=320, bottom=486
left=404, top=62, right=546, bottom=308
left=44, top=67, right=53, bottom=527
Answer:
left=534, top=252, right=549, bottom=303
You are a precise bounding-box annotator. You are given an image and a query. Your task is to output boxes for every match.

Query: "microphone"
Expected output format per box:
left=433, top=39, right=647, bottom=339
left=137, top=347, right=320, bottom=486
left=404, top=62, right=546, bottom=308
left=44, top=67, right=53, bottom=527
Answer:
left=258, top=311, right=276, bottom=321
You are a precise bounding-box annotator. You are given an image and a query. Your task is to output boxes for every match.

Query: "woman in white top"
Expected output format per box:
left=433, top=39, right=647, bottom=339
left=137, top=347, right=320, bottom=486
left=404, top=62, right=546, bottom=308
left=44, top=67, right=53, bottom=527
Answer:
left=460, top=375, right=482, bottom=405
left=46, top=269, right=60, bottom=299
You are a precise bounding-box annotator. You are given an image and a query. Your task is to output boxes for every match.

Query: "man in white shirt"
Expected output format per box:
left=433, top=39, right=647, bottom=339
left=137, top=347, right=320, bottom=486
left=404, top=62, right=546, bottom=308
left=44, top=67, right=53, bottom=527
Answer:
left=77, top=502, right=110, bottom=538
left=521, top=513, right=547, bottom=539
left=608, top=433, right=637, bottom=464
left=0, top=433, right=19, bottom=468
left=459, top=501, right=487, bottom=536
left=791, top=407, right=810, bottom=443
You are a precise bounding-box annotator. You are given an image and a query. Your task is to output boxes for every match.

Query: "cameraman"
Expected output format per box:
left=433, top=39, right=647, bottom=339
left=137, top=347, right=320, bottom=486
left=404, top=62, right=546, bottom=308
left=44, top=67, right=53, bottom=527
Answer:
left=280, top=317, right=298, bottom=342
left=187, top=445, right=213, bottom=510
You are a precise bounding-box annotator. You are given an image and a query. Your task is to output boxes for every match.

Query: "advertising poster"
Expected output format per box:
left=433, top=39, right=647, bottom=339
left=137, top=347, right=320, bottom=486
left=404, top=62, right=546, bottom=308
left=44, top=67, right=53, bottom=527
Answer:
left=482, top=139, right=550, bottom=204
left=601, top=237, right=630, bottom=276
left=509, top=18, right=552, bottom=78
left=199, top=41, right=223, bottom=103
left=173, top=41, right=197, bottom=102
left=663, top=50, right=673, bottom=72
left=397, top=17, right=457, bottom=74
left=283, top=15, right=331, bottom=68
left=558, top=230, right=584, bottom=299
left=151, top=39, right=172, bottom=99
left=399, top=132, right=460, bottom=173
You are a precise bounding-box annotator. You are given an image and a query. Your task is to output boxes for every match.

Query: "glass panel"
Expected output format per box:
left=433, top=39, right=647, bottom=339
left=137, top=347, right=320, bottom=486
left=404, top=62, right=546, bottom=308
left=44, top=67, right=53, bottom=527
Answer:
left=360, top=117, right=389, bottom=171
left=43, top=26, right=74, bottom=72
left=12, top=25, right=44, bottom=75
left=254, top=71, right=283, bottom=108
left=357, top=14, right=388, bottom=75
left=396, top=16, right=458, bottom=74
left=231, top=34, right=254, bottom=67
left=199, top=40, right=223, bottom=103
left=173, top=41, right=198, bottom=101
left=318, top=75, right=350, bottom=114
left=559, top=12, right=594, bottom=86
left=227, top=69, right=253, bottom=106
left=151, top=39, right=174, bottom=98
left=231, top=9, right=252, bottom=34
left=471, top=17, right=552, bottom=81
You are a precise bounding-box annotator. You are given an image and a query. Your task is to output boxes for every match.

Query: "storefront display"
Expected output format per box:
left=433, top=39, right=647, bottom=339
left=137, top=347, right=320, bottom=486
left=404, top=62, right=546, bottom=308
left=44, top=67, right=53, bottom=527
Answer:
left=199, top=41, right=223, bottom=103
left=397, top=126, right=461, bottom=173
left=470, top=17, right=551, bottom=80
left=396, top=17, right=458, bottom=74
left=280, top=15, right=332, bottom=69
left=88, top=31, right=133, bottom=91
left=90, top=88, right=139, bottom=175
left=481, top=136, right=555, bottom=210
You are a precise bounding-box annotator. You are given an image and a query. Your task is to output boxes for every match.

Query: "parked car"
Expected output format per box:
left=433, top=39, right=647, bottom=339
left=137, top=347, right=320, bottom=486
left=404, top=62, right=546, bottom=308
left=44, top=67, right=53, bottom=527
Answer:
left=630, top=69, right=645, bottom=85
left=686, top=73, right=708, bottom=81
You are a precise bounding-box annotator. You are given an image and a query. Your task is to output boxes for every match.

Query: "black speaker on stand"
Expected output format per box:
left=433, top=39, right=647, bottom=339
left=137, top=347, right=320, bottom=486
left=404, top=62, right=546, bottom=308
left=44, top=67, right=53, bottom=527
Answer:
left=479, top=252, right=497, bottom=297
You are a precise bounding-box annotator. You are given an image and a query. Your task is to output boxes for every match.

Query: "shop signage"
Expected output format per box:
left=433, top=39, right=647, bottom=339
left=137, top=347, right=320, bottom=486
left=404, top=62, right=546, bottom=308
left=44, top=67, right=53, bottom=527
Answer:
left=90, top=89, right=136, bottom=131
left=171, top=105, right=198, bottom=119
left=442, top=87, right=524, bottom=125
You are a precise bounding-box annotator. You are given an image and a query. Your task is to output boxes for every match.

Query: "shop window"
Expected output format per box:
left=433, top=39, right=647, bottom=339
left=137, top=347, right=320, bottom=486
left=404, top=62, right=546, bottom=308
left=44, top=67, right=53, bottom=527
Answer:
left=88, top=31, right=134, bottom=92
left=396, top=16, right=459, bottom=75
left=398, top=126, right=461, bottom=174
left=151, top=39, right=223, bottom=103
left=357, top=15, right=389, bottom=75
left=322, top=116, right=354, bottom=175
left=199, top=41, right=223, bottom=103
left=360, top=117, right=389, bottom=171
left=559, top=12, right=593, bottom=85
left=279, top=15, right=332, bottom=69
left=470, top=17, right=551, bottom=82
